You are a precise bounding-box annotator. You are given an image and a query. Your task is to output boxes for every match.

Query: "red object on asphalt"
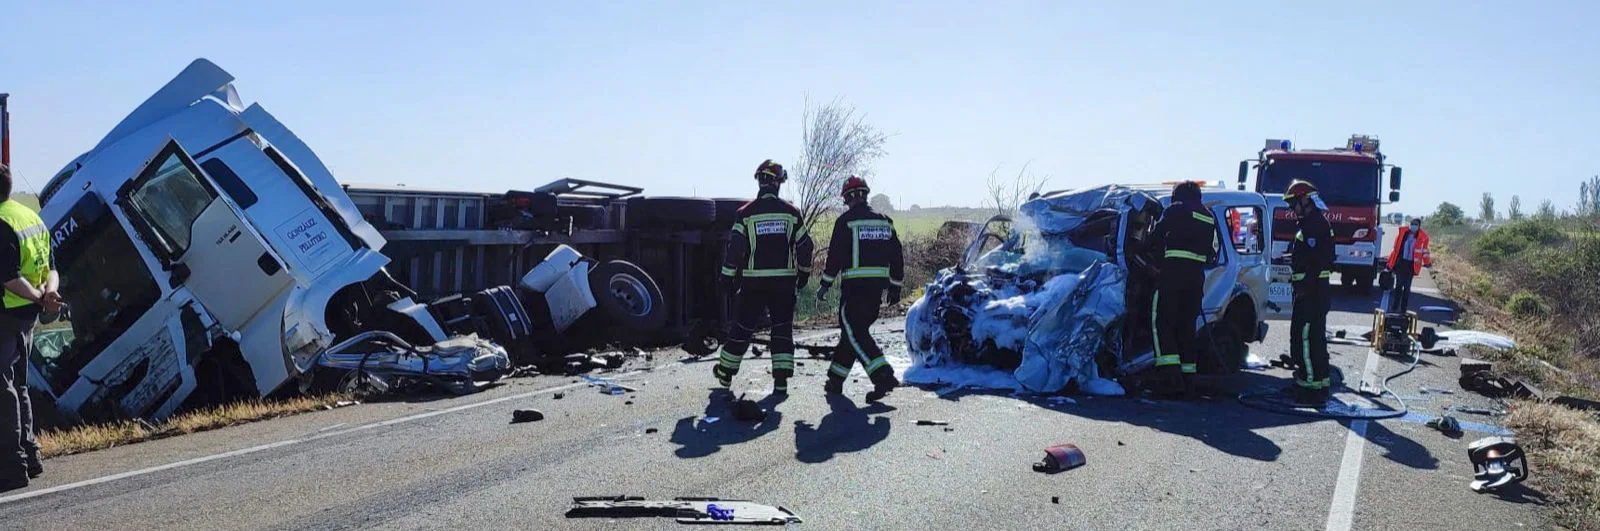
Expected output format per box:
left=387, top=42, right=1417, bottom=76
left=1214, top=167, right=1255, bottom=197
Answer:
left=1034, top=444, right=1087, bottom=473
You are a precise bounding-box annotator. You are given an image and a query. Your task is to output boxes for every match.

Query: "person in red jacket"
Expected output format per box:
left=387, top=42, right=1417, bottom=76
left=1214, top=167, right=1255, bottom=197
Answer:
left=1385, top=217, right=1431, bottom=313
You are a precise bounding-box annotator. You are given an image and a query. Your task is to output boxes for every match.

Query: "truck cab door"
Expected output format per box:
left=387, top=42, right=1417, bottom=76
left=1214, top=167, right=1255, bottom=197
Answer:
left=117, top=139, right=294, bottom=332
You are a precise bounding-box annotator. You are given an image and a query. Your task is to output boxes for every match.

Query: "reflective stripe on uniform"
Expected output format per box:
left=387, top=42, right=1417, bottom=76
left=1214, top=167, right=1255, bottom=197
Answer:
left=840, top=303, right=870, bottom=364
left=842, top=266, right=890, bottom=279
left=1181, top=363, right=1197, bottom=374
left=771, top=353, right=794, bottom=370
left=848, top=219, right=894, bottom=270
left=1164, top=250, right=1207, bottom=262
left=864, top=356, right=888, bottom=373
left=1150, top=290, right=1163, bottom=361
left=1191, top=212, right=1215, bottom=225
left=830, top=362, right=851, bottom=378
left=718, top=350, right=743, bottom=369
left=888, top=278, right=903, bottom=287
left=1155, top=355, right=1181, bottom=366
left=743, top=268, right=798, bottom=277
left=1299, top=322, right=1315, bottom=387
left=742, top=212, right=800, bottom=273
left=1319, top=271, right=1331, bottom=278
left=720, top=266, right=739, bottom=277
left=0, top=200, right=50, bottom=310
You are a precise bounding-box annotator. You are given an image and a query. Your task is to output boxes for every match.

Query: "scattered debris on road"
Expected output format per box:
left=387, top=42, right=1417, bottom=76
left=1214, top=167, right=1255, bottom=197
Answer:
left=1466, top=437, right=1528, bottom=493
left=511, top=409, right=545, bottom=423
left=915, top=420, right=950, bottom=426
left=1033, top=443, right=1087, bottom=473
left=324, top=400, right=361, bottom=410
left=553, top=392, right=565, bottom=400
left=645, top=428, right=659, bottom=434
left=1451, top=406, right=1503, bottom=416
left=582, top=374, right=637, bottom=395
left=1427, top=415, right=1463, bottom=436
left=565, top=496, right=801, bottom=525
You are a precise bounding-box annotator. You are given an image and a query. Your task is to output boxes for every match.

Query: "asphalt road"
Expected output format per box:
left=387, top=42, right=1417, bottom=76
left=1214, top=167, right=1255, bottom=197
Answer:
left=0, top=237, right=1550, bottom=529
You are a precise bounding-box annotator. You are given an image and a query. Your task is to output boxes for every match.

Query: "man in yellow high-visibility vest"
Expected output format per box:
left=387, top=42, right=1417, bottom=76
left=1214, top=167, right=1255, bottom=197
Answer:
left=0, top=164, right=59, bottom=492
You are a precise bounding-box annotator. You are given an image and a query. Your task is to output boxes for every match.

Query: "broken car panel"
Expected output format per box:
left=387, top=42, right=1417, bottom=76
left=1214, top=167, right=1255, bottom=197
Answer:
left=906, top=185, right=1282, bottom=393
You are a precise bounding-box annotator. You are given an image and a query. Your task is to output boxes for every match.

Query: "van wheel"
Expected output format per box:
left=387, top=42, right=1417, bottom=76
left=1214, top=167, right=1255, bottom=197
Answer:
left=589, top=260, right=667, bottom=331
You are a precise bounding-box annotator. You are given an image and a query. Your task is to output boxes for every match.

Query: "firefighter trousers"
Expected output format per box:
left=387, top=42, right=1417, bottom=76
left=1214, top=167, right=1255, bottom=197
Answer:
left=714, top=283, right=796, bottom=389
left=1290, top=282, right=1332, bottom=390
left=827, top=288, right=896, bottom=387
left=1152, top=266, right=1204, bottom=376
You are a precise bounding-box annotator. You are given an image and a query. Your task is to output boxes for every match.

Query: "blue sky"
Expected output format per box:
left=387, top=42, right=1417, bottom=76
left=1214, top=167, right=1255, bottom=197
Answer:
left=4, top=1, right=1597, bottom=216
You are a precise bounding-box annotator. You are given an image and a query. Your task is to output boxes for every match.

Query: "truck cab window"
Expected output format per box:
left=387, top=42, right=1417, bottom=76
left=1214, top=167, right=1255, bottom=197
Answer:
left=128, top=152, right=217, bottom=257
left=34, top=205, right=162, bottom=396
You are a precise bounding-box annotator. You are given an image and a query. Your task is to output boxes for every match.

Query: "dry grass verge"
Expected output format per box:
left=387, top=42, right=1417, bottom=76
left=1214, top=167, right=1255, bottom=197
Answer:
left=38, top=394, right=351, bottom=459
left=1431, top=232, right=1600, bottom=529
left=1505, top=401, right=1600, bottom=530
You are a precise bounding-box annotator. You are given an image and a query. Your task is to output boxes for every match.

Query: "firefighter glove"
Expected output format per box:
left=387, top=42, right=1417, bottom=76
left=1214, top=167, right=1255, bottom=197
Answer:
left=816, top=283, right=831, bottom=302
left=886, top=286, right=902, bottom=307
left=795, top=273, right=810, bottom=295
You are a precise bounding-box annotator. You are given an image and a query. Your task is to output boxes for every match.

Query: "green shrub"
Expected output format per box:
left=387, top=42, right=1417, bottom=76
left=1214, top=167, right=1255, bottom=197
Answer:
left=1473, top=220, right=1568, bottom=264
left=1505, top=290, right=1550, bottom=319
left=1471, top=274, right=1496, bottom=300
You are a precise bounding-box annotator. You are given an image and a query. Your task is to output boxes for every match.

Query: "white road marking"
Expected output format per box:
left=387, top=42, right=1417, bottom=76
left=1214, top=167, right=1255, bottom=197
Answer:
left=1326, top=349, right=1383, bottom=531
left=0, top=374, right=637, bottom=505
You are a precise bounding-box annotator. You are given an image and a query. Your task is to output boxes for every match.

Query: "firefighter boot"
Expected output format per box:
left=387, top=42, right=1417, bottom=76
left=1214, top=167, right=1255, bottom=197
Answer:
left=865, top=372, right=900, bottom=403
left=823, top=378, right=844, bottom=396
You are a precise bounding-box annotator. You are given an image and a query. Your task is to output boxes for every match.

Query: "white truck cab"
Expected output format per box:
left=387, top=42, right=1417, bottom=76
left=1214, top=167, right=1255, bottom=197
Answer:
left=32, top=59, right=464, bottom=422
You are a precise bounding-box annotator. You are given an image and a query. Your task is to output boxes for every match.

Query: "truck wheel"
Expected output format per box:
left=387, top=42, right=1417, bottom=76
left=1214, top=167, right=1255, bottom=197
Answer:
left=589, top=260, right=668, bottom=331
left=712, top=199, right=747, bottom=227
left=626, top=197, right=717, bottom=229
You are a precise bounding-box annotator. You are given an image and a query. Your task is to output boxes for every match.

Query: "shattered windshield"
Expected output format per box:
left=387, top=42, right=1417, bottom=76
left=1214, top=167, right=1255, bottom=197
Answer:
left=35, top=197, right=163, bottom=395
left=1258, top=159, right=1380, bottom=205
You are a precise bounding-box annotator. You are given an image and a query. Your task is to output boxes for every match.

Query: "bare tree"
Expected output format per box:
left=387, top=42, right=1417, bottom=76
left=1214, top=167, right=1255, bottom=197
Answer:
left=984, top=162, right=1049, bottom=219
left=1536, top=199, right=1557, bottom=221
left=1582, top=175, right=1600, bottom=216
left=788, top=96, right=889, bottom=234
left=1508, top=195, right=1523, bottom=221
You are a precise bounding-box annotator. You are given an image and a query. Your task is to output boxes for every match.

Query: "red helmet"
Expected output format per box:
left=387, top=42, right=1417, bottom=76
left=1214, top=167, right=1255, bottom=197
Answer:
left=841, top=176, right=870, bottom=199
left=755, top=159, right=787, bottom=185
left=1282, top=179, right=1319, bottom=202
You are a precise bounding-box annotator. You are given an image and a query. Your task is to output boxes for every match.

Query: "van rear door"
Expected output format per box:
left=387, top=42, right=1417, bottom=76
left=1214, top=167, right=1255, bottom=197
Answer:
left=117, top=139, right=293, bottom=332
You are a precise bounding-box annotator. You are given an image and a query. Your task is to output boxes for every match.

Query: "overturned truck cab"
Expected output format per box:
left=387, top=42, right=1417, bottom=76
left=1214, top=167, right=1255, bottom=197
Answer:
left=29, top=59, right=513, bottom=423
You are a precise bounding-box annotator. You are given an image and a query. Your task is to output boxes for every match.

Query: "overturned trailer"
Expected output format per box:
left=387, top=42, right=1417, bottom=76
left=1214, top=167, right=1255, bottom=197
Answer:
left=28, top=59, right=733, bottom=424
left=906, top=185, right=1287, bottom=393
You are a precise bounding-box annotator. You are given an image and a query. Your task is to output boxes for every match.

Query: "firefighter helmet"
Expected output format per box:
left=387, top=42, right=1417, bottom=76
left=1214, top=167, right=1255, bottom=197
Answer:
left=841, top=176, right=871, bottom=199
left=1282, top=179, right=1319, bottom=202
left=755, top=160, right=787, bottom=185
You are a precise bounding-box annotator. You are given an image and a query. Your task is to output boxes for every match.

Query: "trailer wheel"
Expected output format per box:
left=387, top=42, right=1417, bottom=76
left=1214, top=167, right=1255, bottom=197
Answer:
left=589, top=260, right=667, bottom=331
left=626, top=197, right=717, bottom=229
left=712, top=198, right=747, bottom=227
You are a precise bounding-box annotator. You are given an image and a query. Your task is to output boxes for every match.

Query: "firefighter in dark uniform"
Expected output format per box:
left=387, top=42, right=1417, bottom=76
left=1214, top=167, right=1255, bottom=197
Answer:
left=1149, top=181, right=1218, bottom=397
left=817, top=176, right=903, bottom=402
left=1283, top=179, right=1336, bottom=404
left=715, top=160, right=814, bottom=394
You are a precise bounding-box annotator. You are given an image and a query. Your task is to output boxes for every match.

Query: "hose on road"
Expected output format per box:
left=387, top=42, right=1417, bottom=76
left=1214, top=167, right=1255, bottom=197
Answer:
left=1235, top=340, right=1420, bottom=421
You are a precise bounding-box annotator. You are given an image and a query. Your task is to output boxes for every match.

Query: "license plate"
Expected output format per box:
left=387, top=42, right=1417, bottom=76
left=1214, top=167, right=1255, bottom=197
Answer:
left=1269, top=283, right=1292, bottom=300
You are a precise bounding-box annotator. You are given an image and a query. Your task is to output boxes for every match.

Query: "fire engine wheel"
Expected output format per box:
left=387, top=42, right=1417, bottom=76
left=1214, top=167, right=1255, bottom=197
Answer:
left=590, top=260, right=668, bottom=331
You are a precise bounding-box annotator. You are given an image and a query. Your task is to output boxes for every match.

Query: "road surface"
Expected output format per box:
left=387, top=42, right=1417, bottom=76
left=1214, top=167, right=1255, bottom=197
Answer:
left=0, top=238, right=1548, bottom=529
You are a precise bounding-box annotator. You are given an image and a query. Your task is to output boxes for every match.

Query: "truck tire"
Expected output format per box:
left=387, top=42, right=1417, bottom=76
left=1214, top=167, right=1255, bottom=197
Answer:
left=712, top=198, right=747, bottom=227
left=627, top=197, right=717, bottom=229
left=471, top=286, right=539, bottom=365
left=589, top=260, right=667, bottom=331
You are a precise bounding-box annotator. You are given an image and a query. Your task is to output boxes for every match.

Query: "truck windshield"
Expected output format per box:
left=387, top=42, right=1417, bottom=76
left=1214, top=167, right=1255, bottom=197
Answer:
left=1258, top=159, right=1380, bottom=205
left=32, top=206, right=162, bottom=395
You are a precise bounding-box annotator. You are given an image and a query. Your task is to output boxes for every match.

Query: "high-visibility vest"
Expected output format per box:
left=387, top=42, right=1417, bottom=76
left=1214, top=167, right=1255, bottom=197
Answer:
left=0, top=200, right=51, bottom=309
